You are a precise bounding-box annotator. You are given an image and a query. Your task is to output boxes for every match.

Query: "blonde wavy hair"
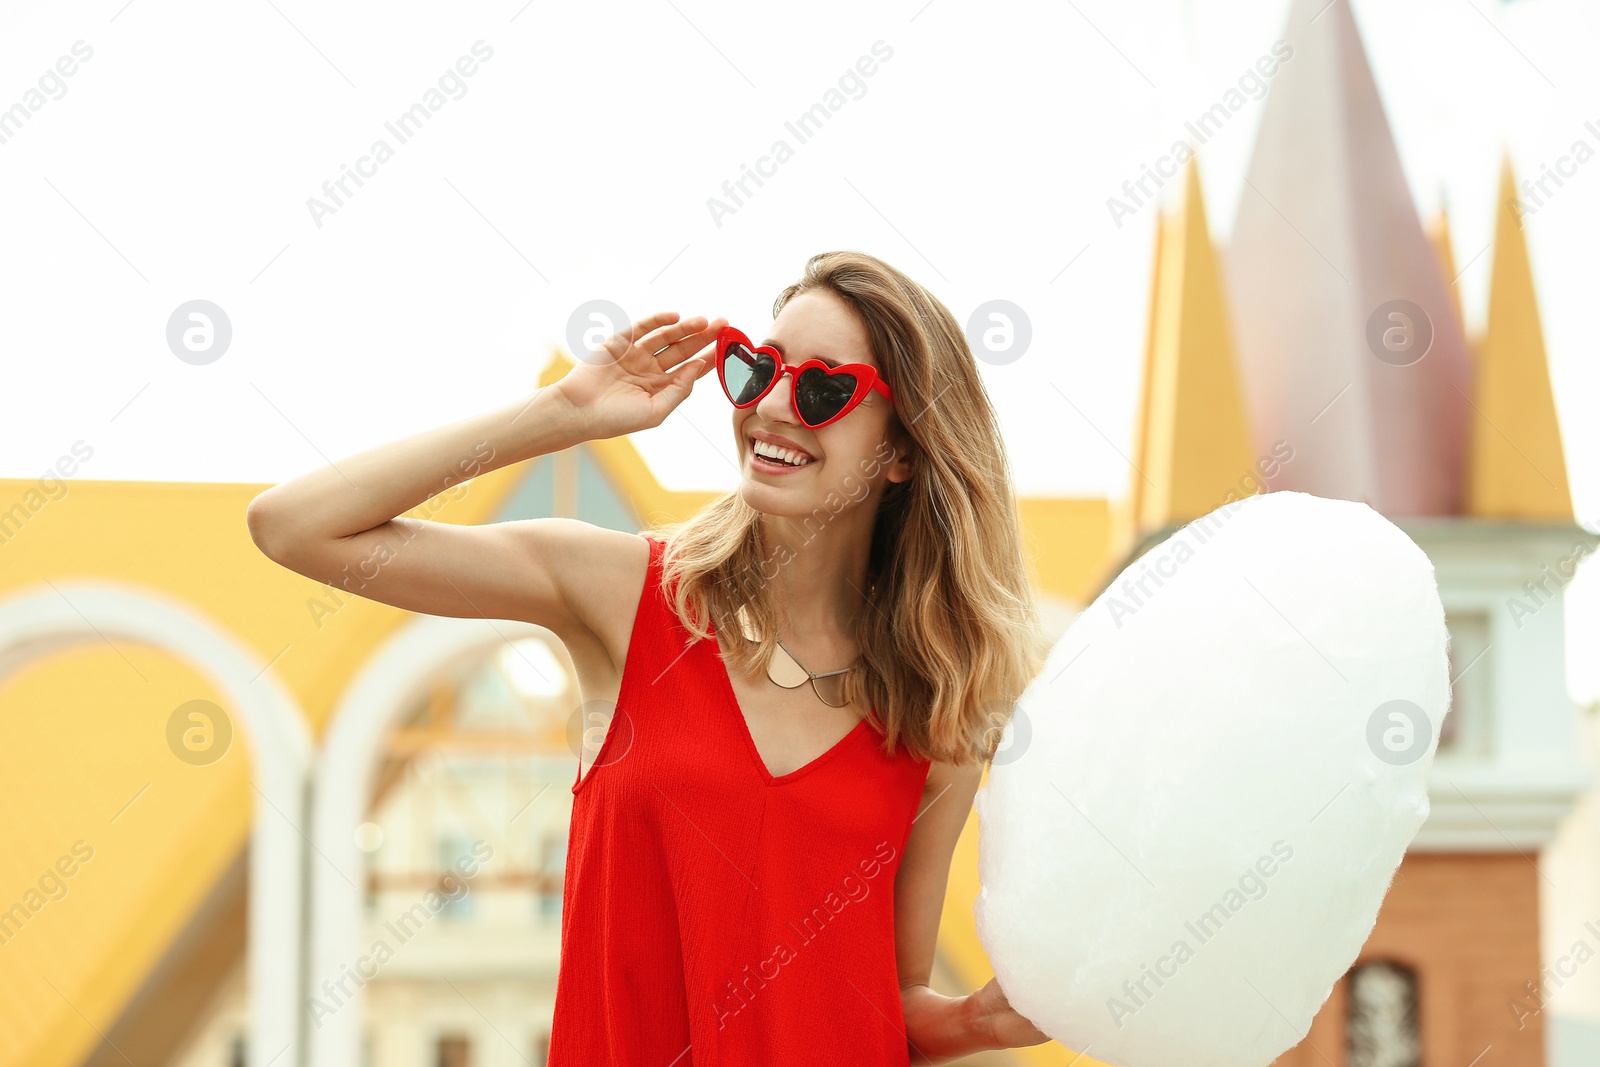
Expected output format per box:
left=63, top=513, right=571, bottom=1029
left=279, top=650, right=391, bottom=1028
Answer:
left=647, top=250, right=1049, bottom=766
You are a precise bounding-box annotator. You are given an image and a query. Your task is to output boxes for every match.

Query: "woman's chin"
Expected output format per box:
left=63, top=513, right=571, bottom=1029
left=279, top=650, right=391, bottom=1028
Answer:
left=738, top=482, right=818, bottom=517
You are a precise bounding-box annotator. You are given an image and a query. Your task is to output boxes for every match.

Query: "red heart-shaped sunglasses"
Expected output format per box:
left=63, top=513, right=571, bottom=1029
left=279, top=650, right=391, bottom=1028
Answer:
left=714, top=325, right=895, bottom=429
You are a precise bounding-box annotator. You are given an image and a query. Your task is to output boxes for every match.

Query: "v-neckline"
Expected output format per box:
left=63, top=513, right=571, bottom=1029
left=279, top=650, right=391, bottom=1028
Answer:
left=708, top=624, right=871, bottom=786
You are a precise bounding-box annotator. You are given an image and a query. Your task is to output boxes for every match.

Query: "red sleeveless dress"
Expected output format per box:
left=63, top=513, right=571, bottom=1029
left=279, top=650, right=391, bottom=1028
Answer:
left=548, top=535, right=932, bottom=1065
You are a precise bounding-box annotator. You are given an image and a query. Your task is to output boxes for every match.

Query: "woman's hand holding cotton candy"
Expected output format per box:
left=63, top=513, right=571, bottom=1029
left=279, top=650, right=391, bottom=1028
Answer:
left=969, top=977, right=1051, bottom=1049
left=902, top=980, right=1050, bottom=1063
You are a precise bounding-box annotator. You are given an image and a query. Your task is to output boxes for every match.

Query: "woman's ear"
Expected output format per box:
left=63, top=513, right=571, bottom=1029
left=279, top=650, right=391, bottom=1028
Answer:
left=887, top=435, right=916, bottom=484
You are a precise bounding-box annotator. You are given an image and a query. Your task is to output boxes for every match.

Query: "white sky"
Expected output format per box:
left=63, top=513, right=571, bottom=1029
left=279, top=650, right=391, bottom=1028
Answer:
left=1, top=0, right=1595, bottom=700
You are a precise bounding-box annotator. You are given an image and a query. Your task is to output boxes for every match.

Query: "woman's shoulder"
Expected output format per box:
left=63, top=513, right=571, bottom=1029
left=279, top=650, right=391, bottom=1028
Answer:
left=535, top=524, right=655, bottom=677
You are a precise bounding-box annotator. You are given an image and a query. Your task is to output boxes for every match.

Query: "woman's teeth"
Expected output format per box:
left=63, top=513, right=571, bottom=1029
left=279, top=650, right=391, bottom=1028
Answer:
left=752, top=440, right=813, bottom=467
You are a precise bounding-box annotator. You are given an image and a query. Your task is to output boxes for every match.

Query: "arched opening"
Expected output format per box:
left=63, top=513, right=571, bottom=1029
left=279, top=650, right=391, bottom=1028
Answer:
left=308, top=614, right=581, bottom=1067
left=0, top=582, right=312, bottom=1067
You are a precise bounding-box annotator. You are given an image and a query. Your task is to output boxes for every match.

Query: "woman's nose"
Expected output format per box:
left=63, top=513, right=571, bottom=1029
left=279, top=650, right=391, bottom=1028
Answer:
left=757, top=367, right=798, bottom=423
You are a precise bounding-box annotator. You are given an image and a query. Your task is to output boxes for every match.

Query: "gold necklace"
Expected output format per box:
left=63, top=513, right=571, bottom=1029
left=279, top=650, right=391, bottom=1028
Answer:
left=740, top=606, right=859, bottom=707
left=766, top=637, right=859, bottom=708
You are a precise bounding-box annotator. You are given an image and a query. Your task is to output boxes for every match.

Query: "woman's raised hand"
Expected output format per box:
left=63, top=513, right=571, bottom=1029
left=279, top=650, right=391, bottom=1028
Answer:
left=552, top=311, right=727, bottom=440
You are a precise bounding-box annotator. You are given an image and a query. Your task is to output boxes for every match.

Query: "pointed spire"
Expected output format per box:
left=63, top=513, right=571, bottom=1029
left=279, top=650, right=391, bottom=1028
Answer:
left=1125, top=158, right=1256, bottom=535
left=1110, top=201, right=1168, bottom=557
left=1224, top=0, right=1473, bottom=516
left=1467, top=154, right=1572, bottom=519
left=1426, top=195, right=1467, bottom=342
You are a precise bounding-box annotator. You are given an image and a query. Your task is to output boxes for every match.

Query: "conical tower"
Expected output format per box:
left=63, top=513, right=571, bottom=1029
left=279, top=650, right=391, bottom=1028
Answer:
left=1425, top=195, right=1466, bottom=342
left=1466, top=154, right=1573, bottom=519
left=1224, top=0, right=1473, bottom=516
left=1130, top=159, right=1257, bottom=530
left=1103, top=158, right=1261, bottom=588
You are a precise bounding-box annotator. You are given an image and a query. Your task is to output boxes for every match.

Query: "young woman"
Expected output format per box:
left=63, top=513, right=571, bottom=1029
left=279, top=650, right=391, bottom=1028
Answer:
left=248, top=250, right=1053, bottom=1064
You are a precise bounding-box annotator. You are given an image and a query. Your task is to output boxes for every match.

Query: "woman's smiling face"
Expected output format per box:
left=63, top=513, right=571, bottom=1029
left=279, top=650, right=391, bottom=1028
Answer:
left=733, top=290, right=913, bottom=517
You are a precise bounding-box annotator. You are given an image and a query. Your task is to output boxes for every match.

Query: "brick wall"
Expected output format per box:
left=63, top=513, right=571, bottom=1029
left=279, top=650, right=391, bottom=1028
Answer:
left=1273, top=852, right=1544, bottom=1066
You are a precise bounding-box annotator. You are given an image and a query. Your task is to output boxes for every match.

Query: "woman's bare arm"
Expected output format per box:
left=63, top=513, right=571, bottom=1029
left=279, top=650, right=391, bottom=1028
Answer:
left=245, top=312, right=724, bottom=656
left=248, top=386, right=611, bottom=641
left=896, top=759, right=1051, bottom=1063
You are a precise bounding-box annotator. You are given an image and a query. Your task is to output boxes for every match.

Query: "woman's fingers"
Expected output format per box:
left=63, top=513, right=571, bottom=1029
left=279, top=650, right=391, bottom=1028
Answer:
left=648, top=316, right=727, bottom=373
left=596, top=311, right=726, bottom=379
left=594, top=311, right=682, bottom=364
left=623, top=311, right=681, bottom=345
left=613, top=312, right=696, bottom=363
left=640, top=314, right=706, bottom=356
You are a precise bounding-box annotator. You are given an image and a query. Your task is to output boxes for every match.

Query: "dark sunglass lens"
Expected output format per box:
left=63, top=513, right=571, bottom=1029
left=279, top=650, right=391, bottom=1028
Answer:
left=795, top=367, right=858, bottom=425
left=722, top=343, right=776, bottom=405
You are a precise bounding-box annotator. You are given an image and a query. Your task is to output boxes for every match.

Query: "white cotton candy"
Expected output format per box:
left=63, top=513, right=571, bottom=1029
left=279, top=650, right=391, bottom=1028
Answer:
left=974, top=490, right=1450, bottom=1067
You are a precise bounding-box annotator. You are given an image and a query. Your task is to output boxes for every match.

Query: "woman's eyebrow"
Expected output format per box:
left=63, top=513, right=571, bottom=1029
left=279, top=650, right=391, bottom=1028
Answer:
left=762, top=339, right=841, bottom=368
